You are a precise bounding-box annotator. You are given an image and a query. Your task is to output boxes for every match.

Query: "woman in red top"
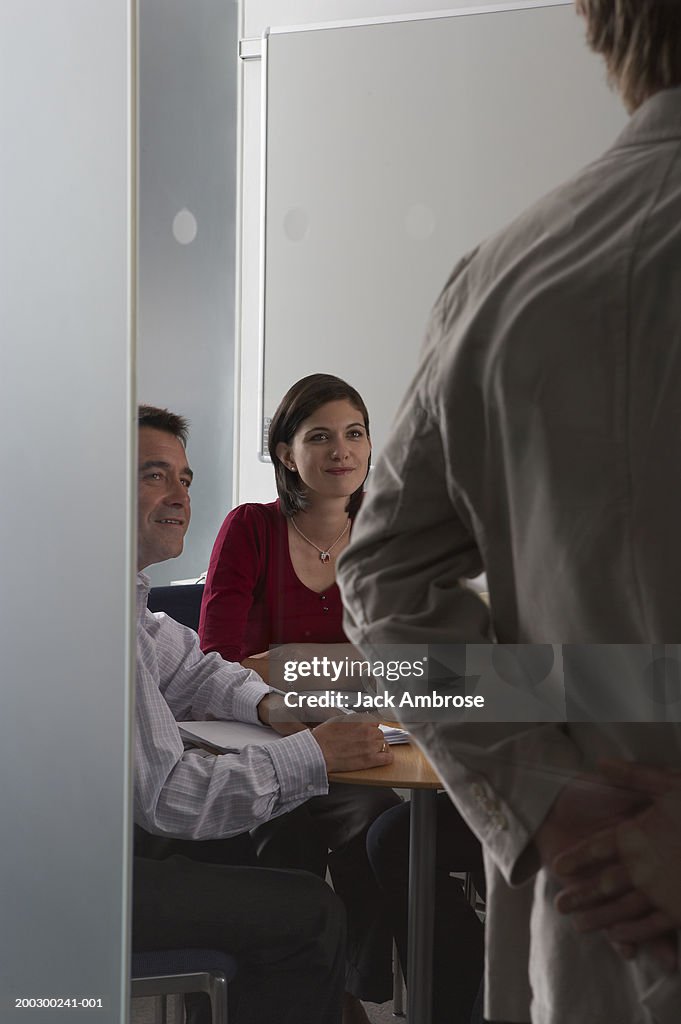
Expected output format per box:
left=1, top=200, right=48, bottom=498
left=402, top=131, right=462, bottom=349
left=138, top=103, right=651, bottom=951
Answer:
left=199, top=374, right=400, bottom=1023
left=197, top=498, right=351, bottom=666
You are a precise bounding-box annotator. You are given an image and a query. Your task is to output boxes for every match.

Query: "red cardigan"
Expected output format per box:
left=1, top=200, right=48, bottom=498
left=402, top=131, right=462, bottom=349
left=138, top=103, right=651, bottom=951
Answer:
left=198, top=500, right=347, bottom=662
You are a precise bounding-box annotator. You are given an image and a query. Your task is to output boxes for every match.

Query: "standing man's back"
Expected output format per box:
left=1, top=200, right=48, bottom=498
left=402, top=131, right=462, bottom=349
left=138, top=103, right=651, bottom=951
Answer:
left=374, top=84, right=681, bottom=645
left=339, top=3, right=681, bottom=1022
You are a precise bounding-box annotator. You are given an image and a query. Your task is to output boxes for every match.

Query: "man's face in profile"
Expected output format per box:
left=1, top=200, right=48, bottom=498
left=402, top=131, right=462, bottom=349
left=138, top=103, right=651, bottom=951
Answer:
left=137, top=427, right=192, bottom=570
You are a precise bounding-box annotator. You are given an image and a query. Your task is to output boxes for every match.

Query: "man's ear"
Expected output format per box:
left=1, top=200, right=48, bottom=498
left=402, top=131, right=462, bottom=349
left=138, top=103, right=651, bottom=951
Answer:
left=275, top=442, right=295, bottom=471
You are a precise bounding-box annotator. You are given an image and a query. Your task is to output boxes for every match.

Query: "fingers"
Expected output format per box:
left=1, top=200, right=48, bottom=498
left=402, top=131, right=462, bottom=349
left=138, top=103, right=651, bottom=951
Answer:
left=610, top=934, right=679, bottom=974
left=312, top=718, right=394, bottom=772
left=550, top=765, right=681, bottom=968
left=346, top=720, right=393, bottom=763
left=607, top=912, right=679, bottom=956
left=598, top=759, right=681, bottom=796
left=351, top=720, right=393, bottom=762
left=566, top=888, right=653, bottom=934
left=555, top=862, right=631, bottom=915
left=333, top=720, right=387, bottom=753
left=331, top=729, right=394, bottom=771
left=349, top=748, right=394, bottom=770
left=553, top=826, right=619, bottom=879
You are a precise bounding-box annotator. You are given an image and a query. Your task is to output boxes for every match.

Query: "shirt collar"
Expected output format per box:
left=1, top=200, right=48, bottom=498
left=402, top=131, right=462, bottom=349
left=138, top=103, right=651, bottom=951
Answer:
left=137, top=571, right=151, bottom=597
left=614, top=85, right=681, bottom=149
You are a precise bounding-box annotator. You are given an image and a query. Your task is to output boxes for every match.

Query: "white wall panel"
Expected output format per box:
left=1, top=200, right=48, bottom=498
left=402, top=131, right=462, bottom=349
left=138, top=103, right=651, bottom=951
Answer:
left=236, top=0, right=520, bottom=503
left=0, top=2, right=134, bottom=1019
left=235, top=1, right=625, bottom=504
left=138, top=0, right=239, bottom=585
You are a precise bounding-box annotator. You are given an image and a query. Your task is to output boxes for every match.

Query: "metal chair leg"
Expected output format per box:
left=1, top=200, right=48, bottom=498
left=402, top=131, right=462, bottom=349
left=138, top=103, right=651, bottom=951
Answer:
left=208, top=973, right=228, bottom=1023
left=392, top=940, right=406, bottom=1018
left=464, top=872, right=477, bottom=908
left=170, top=994, right=184, bottom=1022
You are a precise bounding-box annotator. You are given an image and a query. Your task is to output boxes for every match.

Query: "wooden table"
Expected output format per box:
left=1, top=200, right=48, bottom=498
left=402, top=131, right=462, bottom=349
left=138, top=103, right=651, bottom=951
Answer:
left=329, top=741, right=441, bottom=1024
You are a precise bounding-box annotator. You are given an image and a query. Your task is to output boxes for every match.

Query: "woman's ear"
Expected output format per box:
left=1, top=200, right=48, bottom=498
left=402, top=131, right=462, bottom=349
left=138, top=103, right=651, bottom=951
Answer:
left=275, top=442, right=295, bottom=471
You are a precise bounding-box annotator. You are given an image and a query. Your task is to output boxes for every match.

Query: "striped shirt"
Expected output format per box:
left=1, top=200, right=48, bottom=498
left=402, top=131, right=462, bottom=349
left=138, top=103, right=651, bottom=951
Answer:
left=135, top=572, right=327, bottom=838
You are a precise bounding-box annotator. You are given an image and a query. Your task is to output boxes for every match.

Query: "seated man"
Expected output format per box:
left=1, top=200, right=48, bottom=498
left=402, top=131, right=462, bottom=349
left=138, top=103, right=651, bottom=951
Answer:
left=133, top=404, right=392, bottom=1024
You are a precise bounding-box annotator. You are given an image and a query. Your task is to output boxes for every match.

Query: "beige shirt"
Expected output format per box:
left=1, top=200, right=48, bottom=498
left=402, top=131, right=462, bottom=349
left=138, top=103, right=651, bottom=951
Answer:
left=339, top=87, right=681, bottom=1023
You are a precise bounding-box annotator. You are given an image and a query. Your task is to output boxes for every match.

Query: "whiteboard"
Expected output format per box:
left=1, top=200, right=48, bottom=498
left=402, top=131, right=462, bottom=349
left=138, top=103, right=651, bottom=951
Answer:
left=258, top=0, right=626, bottom=457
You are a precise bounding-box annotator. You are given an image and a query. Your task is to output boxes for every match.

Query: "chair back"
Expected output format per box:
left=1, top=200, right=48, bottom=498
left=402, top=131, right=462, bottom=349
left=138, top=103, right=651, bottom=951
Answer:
left=148, top=584, right=205, bottom=631
left=131, top=947, right=236, bottom=1024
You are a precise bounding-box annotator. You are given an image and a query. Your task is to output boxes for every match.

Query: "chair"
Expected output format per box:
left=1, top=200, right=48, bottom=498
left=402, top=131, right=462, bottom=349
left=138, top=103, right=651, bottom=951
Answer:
left=148, top=584, right=205, bottom=631
left=131, top=948, right=237, bottom=1024
left=140, top=586, right=233, bottom=1024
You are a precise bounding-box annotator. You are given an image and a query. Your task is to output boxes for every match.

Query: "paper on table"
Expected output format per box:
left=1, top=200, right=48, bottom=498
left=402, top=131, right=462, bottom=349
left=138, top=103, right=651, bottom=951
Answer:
left=179, top=720, right=281, bottom=753
left=380, top=724, right=410, bottom=745
left=179, top=719, right=410, bottom=751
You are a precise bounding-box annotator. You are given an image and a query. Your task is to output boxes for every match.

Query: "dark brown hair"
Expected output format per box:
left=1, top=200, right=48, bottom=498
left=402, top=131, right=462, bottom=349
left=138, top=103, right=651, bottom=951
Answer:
left=138, top=405, right=189, bottom=447
left=268, top=374, right=371, bottom=517
left=578, top=0, right=681, bottom=110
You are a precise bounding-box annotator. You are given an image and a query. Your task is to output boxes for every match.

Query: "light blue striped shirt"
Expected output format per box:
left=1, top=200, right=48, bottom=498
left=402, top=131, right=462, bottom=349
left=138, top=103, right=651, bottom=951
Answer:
left=135, top=573, right=328, bottom=838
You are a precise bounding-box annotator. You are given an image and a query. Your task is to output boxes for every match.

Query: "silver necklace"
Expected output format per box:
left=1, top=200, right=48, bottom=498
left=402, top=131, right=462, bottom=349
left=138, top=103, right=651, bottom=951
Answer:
left=290, top=516, right=350, bottom=563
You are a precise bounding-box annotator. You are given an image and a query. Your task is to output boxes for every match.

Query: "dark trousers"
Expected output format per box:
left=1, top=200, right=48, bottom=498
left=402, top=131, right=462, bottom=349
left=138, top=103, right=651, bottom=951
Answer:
left=133, top=828, right=345, bottom=1024
left=366, top=793, right=485, bottom=1024
left=251, top=781, right=400, bottom=1003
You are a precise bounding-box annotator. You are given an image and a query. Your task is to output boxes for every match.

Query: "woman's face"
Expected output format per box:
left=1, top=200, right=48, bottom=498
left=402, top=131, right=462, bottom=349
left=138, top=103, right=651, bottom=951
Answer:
left=277, top=398, right=371, bottom=502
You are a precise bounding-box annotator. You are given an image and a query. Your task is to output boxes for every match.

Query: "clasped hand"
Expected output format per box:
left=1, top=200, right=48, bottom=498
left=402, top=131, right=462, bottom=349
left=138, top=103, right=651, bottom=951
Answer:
left=546, top=760, right=681, bottom=972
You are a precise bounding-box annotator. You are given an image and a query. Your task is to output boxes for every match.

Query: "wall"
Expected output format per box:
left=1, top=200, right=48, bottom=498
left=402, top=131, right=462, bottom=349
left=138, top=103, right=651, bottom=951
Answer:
left=256, top=4, right=624, bottom=466
left=236, top=0, right=509, bottom=505
left=0, top=2, right=134, bottom=1019
left=138, top=0, right=239, bottom=585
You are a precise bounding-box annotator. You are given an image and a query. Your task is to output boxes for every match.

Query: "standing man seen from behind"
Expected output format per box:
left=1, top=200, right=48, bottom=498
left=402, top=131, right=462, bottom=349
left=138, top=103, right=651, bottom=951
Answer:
left=339, top=3, right=681, bottom=1023
left=133, top=404, right=392, bottom=1024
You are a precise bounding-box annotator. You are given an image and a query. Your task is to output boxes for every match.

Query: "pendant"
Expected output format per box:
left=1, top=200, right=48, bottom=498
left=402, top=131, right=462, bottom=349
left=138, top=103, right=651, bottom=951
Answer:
left=320, top=551, right=331, bottom=563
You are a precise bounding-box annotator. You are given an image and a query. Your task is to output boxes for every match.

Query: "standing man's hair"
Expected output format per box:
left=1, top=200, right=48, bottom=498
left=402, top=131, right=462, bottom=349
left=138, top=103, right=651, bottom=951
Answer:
left=138, top=405, right=190, bottom=447
left=578, top=0, right=681, bottom=111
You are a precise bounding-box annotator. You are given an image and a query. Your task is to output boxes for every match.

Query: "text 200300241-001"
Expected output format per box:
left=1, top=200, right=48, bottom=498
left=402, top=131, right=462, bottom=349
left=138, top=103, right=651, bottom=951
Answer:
left=14, top=998, right=105, bottom=1010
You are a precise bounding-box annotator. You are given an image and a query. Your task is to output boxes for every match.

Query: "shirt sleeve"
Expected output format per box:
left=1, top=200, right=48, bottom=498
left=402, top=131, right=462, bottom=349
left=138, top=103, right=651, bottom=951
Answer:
left=337, top=307, right=581, bottom=885
left=152, top=607, right=269, bottom=722
left=199, top=504, right=265, bottom=661
left=337, top=303, right=493, bottom=650
left=135, top=611, right=328, bottom=838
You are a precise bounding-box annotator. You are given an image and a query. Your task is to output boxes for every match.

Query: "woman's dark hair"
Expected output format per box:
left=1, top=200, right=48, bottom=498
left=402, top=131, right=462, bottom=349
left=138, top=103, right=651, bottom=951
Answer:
left=268, top=373, right=371, bottom=518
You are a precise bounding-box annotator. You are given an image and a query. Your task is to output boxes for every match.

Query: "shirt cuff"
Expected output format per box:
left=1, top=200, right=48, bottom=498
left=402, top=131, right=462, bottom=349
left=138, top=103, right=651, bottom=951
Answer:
left=231, top=674, right=271, bottom=725
left=266, top=728, right=329, bottom=804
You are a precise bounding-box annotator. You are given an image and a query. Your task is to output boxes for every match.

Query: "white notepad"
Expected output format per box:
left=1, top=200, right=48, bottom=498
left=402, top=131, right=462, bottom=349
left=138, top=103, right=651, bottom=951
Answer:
left=179, top=719, right=410, bottom=752
left=179, top=720, right=282, bottom=753
left=379, top=725, right=409, bottom=745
